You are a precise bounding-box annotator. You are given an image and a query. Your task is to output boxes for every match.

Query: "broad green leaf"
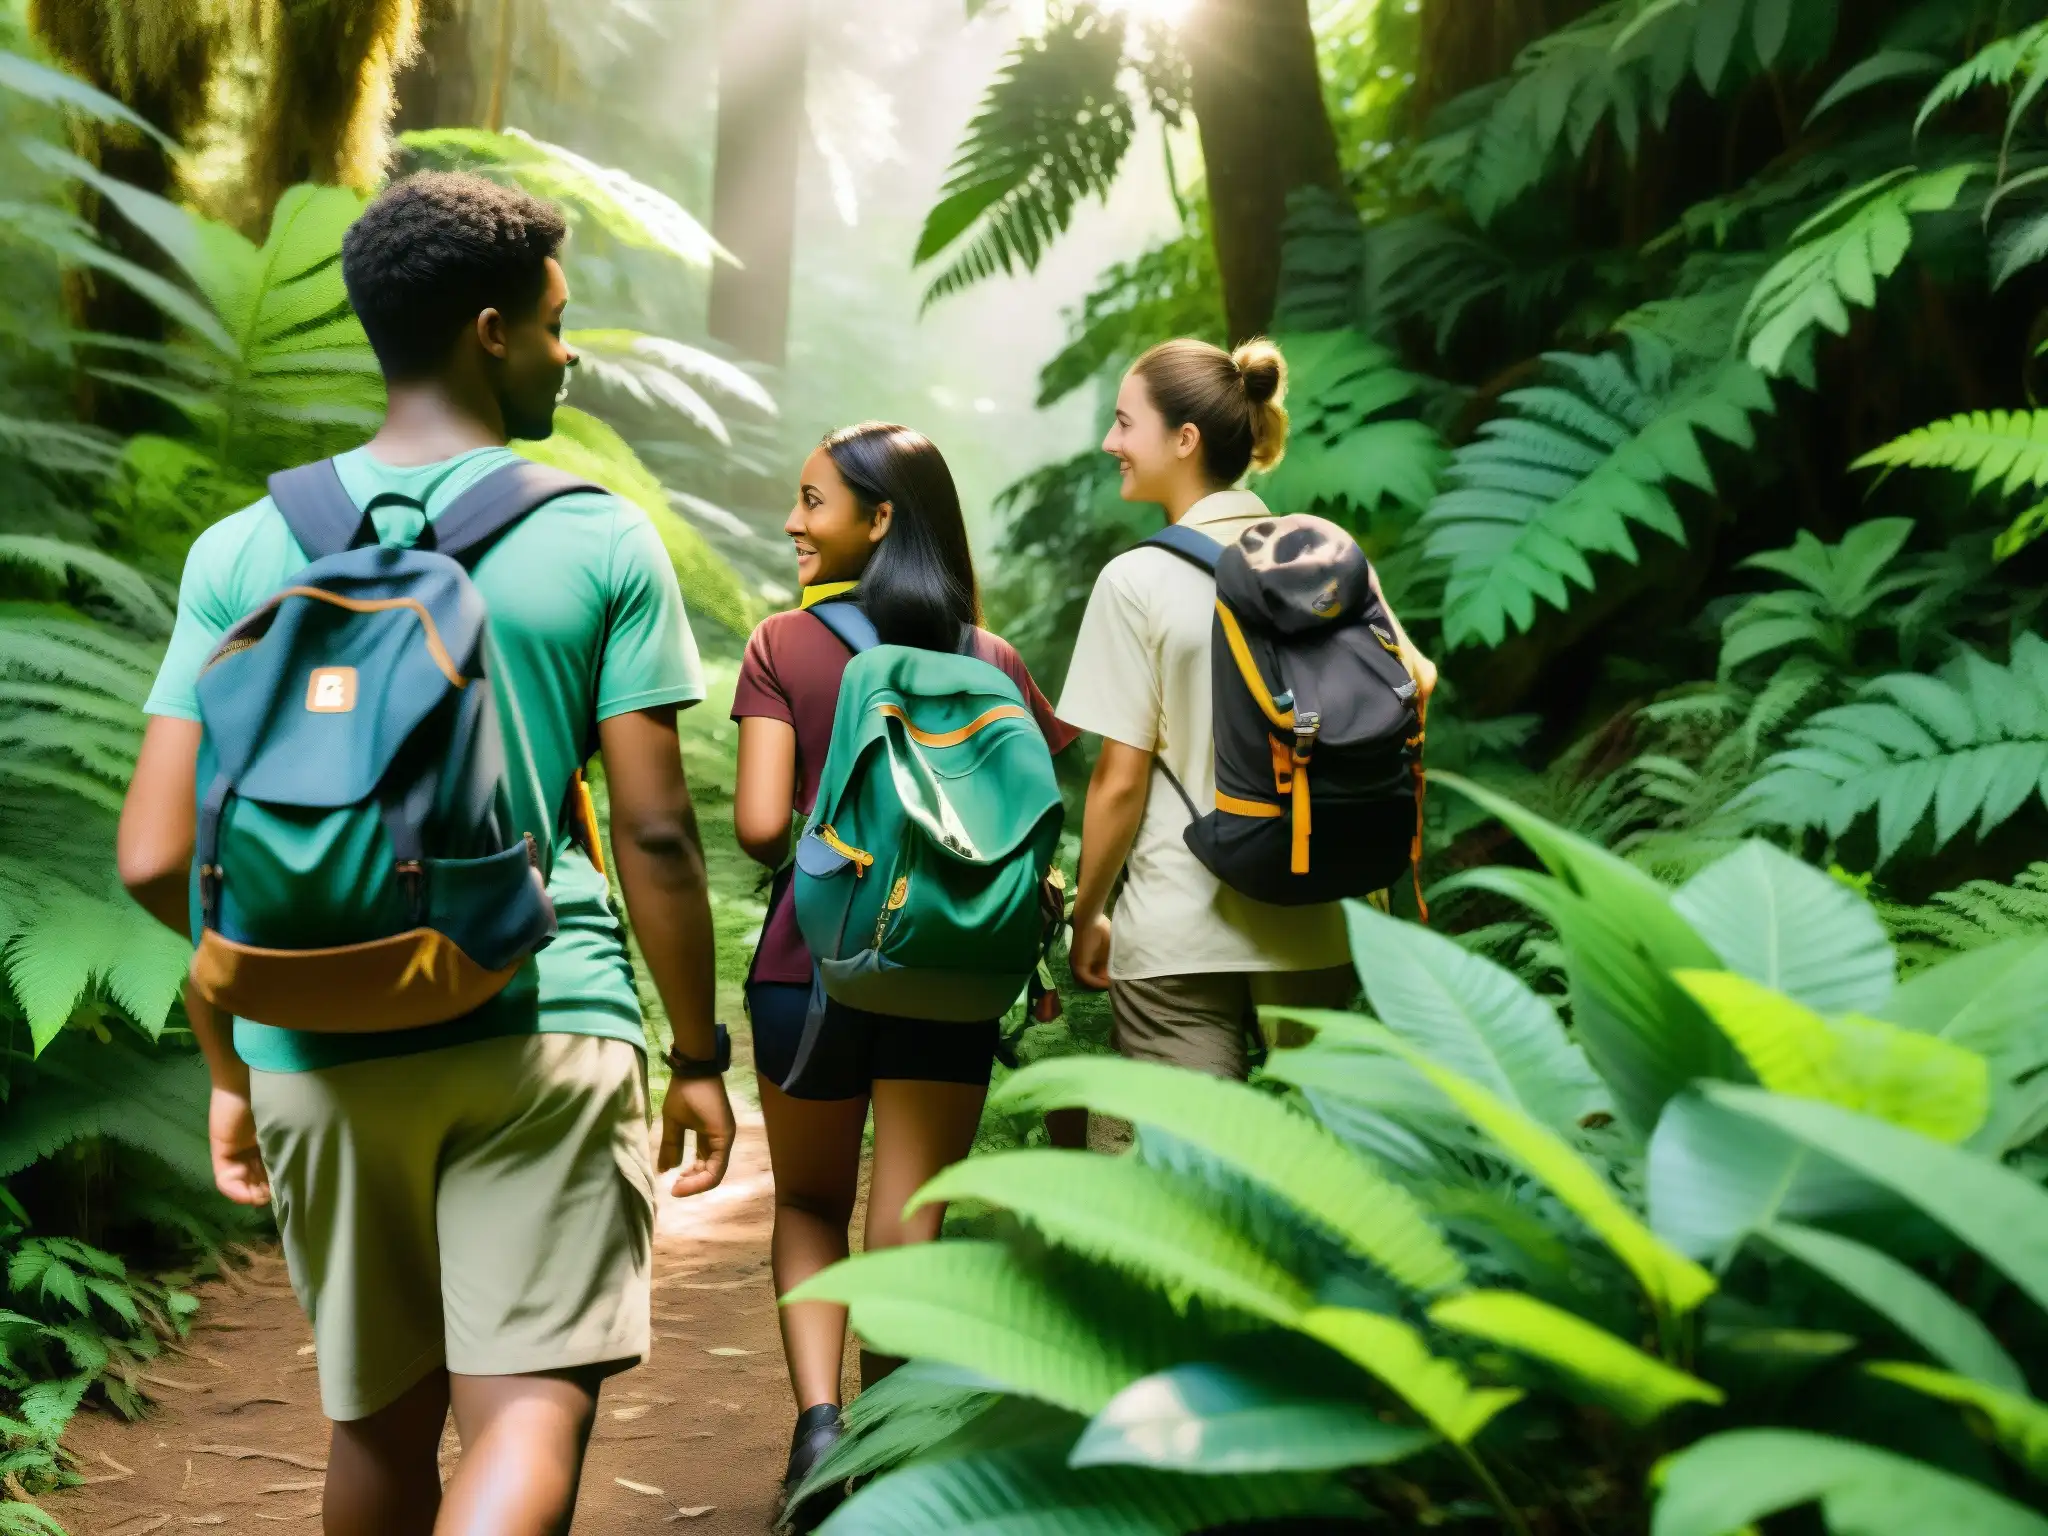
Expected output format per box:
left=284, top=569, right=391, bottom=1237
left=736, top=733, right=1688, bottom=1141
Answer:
left=1429, top=1290, right=1723, bottom=1425
left=1070, top=1363, right=1433, bottom=1474
left=908, top=1151, right=1313, bottom=1325
left=1672, top=842, right=1894, bottom=1014
left=1761, top=1223, right=2023, bottom=1392
left=1434, top=772, right=1729, bottom=1137
left=1883, top=939, right=2048, bottom=1079
left=786, top=1243, right=1200, bottom=1416
left=1868, top=1362, right=2048, bottom=1476
left=1654, top=1429, right=2048, bottom=1535
left=1706, top=1084, right=2048, bottom=1317
left=817, top=1441, right=1364, bottom=1534
left=1300, top=1307, right=1520, bottom=1446
left=515, top=408, right=754, bottom=636
left=991, top=1057, right=1465, bottom=1294
left=1307, top=1019, right=1715, bottom=1318
left=0, top=48, right=177, bottom=148
left=1343, top=900, right=1604, bottom=1134
left=1675, top=971, right=1989, bottom=1143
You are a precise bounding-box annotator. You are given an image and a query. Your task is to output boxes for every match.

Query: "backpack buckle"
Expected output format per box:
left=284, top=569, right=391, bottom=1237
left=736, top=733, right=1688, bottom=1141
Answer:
left=395, top=860, right=425, bottom=923
left=1292, top=711, right=1322, bottom=764
left=199, top=864, right=223, bottom=926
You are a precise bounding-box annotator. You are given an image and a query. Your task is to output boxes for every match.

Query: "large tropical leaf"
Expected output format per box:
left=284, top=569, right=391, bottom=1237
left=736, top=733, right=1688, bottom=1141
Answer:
left=1653, top=1429, right=2048, bottom=1535
left=913, top=9, right=1137, bottom=307
left=1070, top=1362, right=1433, bottom=1475
left=1298, top=1016, right=1715, bottom=1318
left=786, top=1243, right=1204, bottom=1417
left=908, top=1151, right=1313, bottom=1325
left=1881, top=938, right=2048, bottom=1080
left=1867, top=1362, right=2048, bottom=1476
left=0, top=46, right=176, bottom=149
left=1646, top=1089, right=1876, bottom=1262
left=1742, top=635, right=2048, bottom=863
left=1298, top=1306, right=1522, bottom=1446
left=989, top=1057, right=1466, bottom=1294
left=817, top=1438, right=1364, bottom=1535
left=1343, top=900, right=1604, bottom=1135
left=1762, top=1223, right=2024, bottom=1392
left=1428, top=1289, right=1723, bottom=1424
left=1739, top=163, right=1980, bottom=375
left=399, top=127, right=724, bottom=268
left=1434, top=772, right=1730, bottom=1137
left=1419, top=339, right=1774, bottom=648
left=1670, top=841, right=1894, bottom=1014
left=1674, top=970, right=1988, bottom=1142
left=514, top=407, right=754, bottom=635
left=1706, top=1084, right=2048, bottom=1315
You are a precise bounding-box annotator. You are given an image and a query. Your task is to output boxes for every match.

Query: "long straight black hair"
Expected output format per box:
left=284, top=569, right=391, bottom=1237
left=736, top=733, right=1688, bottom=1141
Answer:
left=823, top=422, right=980, bottom=651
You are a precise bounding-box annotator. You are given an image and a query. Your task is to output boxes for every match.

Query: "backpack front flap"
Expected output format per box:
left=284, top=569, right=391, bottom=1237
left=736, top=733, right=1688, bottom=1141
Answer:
left=793, top=646, right=1064, bottom=1022
left=189, top=544, right=555, bottom=1032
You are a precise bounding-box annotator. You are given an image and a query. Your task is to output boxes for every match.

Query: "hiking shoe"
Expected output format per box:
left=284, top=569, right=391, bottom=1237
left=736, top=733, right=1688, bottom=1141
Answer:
left=777, top=1402, right=846, bottom=1533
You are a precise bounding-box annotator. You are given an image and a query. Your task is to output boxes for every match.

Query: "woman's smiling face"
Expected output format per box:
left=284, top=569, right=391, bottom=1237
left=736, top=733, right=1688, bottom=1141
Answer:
left=786, top=447, right=889, bottom=588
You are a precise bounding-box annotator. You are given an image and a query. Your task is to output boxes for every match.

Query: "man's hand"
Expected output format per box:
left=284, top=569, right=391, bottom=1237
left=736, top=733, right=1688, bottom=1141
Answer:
left=658, top=1075, right=735, bottom=1197
left=1070, top=912, right=1113, bottom=991
left=209, top=1086, right=272, bottom=1206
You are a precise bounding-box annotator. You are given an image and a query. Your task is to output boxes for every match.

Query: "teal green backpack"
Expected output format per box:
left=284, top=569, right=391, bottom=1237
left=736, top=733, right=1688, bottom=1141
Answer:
left=789, top=600, right=1064, bottom=1071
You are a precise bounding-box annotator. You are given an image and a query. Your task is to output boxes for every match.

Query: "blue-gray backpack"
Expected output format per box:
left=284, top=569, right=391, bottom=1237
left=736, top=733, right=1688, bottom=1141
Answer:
left=187, top=457, right=603, bottom=1032
left=1145, top=513, right=1427, bottom=911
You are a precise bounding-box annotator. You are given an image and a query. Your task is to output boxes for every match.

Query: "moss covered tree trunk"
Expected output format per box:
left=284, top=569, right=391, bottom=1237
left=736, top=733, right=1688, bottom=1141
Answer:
left=393, top=0, right=478, bottom=132
left=706, top=0, right=806, bottom=366
left=1183, top=0, right=1346, bottom=342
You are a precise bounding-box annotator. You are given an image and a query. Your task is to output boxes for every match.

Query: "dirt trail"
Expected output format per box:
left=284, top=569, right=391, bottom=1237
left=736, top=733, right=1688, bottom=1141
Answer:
left=45, top=1107, right=804, bottom=1535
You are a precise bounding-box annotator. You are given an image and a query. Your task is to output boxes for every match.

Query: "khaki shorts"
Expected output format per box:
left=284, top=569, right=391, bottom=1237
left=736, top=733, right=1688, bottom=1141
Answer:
left=251, top=1032, right=654, bottom=1421
left=1109, top=966, right=1356, bottom=1080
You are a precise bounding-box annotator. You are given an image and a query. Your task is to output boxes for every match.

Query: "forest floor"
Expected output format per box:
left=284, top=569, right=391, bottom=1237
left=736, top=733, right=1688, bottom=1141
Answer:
left=43, top=1101, right=821, bottom=1535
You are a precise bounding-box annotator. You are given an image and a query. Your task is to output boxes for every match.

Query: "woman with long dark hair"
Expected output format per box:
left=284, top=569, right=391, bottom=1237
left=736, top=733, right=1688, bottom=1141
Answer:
left=730, top=423, right=1075, bottom=1526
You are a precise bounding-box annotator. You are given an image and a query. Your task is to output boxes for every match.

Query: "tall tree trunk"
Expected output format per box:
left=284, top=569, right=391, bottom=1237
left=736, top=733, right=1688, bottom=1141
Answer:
left=1411, top=0, right=1600, bottom=123
left=27, top=0, right=219, bottom=429
left=394, top=0, right=478, bottom=133
left=706, top=0, right=806, bottom=366
left=246, top=0, right=424, bottom=231
left=483, top=0, right=516, bottom=132
left=1183, top=0, right=1346, bottom=343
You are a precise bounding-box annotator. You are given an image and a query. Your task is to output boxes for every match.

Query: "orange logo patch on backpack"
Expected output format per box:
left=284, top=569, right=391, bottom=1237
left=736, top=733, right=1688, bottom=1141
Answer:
left=306, top=666, right=358, bottom=713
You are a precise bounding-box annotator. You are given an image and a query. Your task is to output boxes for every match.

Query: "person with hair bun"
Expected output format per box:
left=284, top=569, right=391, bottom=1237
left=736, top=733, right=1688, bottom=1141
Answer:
left=1053, top=336, right=1436, bottom=1081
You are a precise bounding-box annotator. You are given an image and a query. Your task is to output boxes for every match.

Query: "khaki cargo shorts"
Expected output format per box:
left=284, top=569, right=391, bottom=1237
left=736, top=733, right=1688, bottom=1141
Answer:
left=251, top=1032, right=654, bottom=1421
left=1109, top=965, right=1357, bottom=1081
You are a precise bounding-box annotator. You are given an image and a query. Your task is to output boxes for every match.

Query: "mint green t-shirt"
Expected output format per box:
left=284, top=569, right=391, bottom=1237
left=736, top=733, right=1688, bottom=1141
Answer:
left=144, top=446, right=706, bottom=1072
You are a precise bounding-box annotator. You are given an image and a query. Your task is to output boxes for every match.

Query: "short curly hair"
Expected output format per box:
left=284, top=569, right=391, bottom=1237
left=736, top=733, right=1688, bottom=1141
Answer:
left=341, top=172, right=568, bottom=378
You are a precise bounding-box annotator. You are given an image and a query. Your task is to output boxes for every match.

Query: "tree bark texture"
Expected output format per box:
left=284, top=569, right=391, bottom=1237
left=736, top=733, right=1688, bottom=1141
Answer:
left=706, top=0, right=807, bottom=366
left=1412, top=0, right=1601, bottom=123
left=1183, top=0, right=1347, bottom=342
left=394, top=0, right=478, bottom=132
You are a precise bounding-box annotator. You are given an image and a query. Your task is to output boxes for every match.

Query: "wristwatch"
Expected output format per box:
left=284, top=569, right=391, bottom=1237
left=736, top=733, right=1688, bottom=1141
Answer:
left=666, top=1023, right=731, bottom=1078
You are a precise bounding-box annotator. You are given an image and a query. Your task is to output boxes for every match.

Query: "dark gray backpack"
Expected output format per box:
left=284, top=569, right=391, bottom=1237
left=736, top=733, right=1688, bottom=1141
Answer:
left=1145, top=514, right=1425, bottom=908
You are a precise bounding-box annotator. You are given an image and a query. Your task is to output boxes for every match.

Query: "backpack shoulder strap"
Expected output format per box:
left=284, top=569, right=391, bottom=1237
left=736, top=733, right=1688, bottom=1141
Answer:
left=1143, top=523, right=1226, bottom=575
left=268, top=459, right=373, bottom=562
left=429, top=461, right=606, bottom=568
left=810, top=599, right=881, bottom=654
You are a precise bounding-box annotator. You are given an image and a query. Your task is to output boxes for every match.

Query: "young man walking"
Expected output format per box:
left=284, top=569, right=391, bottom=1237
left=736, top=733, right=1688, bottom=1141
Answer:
left=117, top=172, right=735, bottom=1535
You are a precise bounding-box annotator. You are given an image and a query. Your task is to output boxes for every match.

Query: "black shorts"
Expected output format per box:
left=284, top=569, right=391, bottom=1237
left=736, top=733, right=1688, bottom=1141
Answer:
left=746, top=982, right=1000, bottom=1101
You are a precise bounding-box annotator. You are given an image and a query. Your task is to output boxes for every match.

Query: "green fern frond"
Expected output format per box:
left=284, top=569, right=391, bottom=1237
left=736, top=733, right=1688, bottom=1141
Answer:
left=0, top=537, right=171, bottom=634
left=1854, top=409, right=2048, bottom=499
left=1035, top=230, right=1222, bottom=408
left=1916, top=19, right=2048, bottom=136
left=0, top=1036, right=210, bottom=1188
left=1251, top=330, right=1447, bottom=524
left=1421, top=337, right=1775, bottom=649
left=915, top=9, right=1137, bottom=306
left=1740, top=163, right=1981, bottom=376
left=1369, top=212, right=1582, bottom=353
left=1744, top=634, right=2048, bottom=863
left=0, top=413, right=119, bottom=479
left=1882, top=864, right=2048, bottom=958
left=400, top=127, right=726, bottom=269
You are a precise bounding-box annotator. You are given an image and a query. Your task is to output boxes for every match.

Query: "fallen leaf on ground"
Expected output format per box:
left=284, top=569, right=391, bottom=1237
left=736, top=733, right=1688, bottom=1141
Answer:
left=261, top=1480, right=324, bottom=1493
left=705, top=1347, right=751, bottom=1357
left=295, top=1345, right=317, bottom=1357
left=669, top=1507, right=714, bottom=1521
left=612, top=1404, right=653, bottom=1421
left=616, top=1477, right=666, bottom=1497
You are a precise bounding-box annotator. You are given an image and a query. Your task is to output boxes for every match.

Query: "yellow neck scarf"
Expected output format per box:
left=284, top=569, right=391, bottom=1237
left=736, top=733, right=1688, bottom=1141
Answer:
left=799, top=580, right=859, bottom=610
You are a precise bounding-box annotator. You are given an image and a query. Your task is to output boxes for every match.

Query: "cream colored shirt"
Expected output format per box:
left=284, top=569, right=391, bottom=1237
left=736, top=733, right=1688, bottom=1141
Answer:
left=1056, top=489, right=1350, bottom=982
